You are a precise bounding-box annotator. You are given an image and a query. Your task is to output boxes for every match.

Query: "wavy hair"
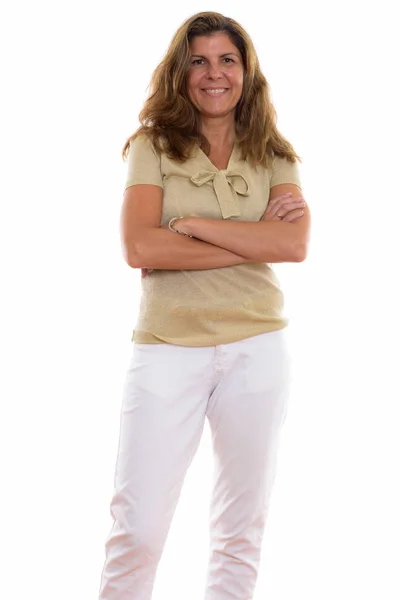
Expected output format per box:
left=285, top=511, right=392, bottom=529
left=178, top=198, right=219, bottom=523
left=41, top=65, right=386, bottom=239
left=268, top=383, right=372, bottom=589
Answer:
left=122, top=11, right=301, bottom=168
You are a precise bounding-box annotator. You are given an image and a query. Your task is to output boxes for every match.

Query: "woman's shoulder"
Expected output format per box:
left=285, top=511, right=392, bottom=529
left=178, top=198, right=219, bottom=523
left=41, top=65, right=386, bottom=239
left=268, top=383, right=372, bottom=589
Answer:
left=129, top=130, right=158, bottom=152
left=269, top=152, right=302, bottom=188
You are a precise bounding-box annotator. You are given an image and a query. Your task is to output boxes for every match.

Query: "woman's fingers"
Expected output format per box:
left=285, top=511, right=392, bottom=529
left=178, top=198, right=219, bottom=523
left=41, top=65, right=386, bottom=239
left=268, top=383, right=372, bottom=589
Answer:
left=282, top=208, right=305, bottom=222
left=276, top=200, right=306, bottom=218
left=267, top=193, right=304, bottom=212
left=265, top=193, right=293, bottom=213
left=141, top=268, right=154, bottom=278
left=263, top=193, right=305, bottom=220
left=269, top=196, right=305, bottom=213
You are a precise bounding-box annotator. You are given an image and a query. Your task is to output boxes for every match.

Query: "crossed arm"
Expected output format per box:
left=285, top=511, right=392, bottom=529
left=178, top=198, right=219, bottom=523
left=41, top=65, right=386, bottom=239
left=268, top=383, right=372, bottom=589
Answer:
left=121, top=183, right=311, bottom=270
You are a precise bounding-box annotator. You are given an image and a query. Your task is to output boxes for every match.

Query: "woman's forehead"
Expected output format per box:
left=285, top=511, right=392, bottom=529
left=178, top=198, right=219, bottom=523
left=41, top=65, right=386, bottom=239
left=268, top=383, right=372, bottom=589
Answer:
left=189, top=32, right=239, bottom=55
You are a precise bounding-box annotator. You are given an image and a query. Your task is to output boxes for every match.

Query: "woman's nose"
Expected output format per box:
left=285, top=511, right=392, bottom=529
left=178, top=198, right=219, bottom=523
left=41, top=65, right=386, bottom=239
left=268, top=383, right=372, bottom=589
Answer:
left=206, top=63, right=223, bottom=79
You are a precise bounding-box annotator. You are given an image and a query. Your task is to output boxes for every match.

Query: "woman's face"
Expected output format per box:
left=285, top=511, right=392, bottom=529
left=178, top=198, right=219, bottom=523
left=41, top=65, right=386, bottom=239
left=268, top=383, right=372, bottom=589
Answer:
left=186, top=32, right=244, bottom=120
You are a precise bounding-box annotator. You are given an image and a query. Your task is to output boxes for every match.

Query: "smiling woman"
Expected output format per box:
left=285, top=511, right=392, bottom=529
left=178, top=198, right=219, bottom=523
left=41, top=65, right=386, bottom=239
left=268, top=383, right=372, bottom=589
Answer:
left=187, top=34, right=244, bottom=123
left=98, top=11, right=310, bottom=600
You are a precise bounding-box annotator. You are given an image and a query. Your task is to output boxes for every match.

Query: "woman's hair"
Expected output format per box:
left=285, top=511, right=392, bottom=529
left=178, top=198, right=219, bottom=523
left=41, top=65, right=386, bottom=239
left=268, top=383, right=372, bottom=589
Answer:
left=122, top=11, right=301, bottom=168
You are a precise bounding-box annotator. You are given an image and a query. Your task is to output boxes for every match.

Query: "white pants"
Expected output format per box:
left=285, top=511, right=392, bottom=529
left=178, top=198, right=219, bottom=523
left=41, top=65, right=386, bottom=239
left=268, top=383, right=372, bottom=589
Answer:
left=98, top=329, right=292, bottom=600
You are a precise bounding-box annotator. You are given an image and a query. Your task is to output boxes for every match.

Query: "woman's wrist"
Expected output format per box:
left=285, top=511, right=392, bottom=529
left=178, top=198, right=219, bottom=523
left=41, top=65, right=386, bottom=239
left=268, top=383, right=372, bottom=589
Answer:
left=169, top=216, right=195, bottom=237
left=178, top=217, right=195, bottom=237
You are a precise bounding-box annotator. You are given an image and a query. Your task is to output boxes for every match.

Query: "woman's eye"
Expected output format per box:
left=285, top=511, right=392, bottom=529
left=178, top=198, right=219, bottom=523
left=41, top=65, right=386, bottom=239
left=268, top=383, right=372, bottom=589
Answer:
left=191, top=57, right=234, bottom=66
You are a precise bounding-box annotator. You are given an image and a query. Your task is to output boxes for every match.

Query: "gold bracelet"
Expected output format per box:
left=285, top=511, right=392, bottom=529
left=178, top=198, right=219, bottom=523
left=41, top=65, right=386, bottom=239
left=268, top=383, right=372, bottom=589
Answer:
left=168, top=217, right=193, bottom=238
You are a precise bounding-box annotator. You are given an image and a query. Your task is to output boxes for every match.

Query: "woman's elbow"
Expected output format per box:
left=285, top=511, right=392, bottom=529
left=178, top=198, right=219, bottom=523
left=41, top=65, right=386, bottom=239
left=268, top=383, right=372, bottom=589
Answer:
left=121, top=237, right=143, bottom=269
left=293, top=242, right=308, bottom=262
left=123, top=230, right=155, bottom=268
left=127, top=251, right=141, bottom=269
left=127, top=241, right=148, bottom=268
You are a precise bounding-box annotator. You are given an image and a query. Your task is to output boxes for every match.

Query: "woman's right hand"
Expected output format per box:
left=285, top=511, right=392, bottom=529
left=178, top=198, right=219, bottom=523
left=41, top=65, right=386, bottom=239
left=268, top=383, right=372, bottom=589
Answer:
left=261, top=192, right=306, bottom=222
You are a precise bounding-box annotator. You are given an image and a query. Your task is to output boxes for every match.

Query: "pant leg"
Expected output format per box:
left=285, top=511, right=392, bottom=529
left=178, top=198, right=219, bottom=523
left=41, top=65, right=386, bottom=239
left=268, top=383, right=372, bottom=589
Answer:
left=204, top=330, right=292, bottom=600
left=98, top=342, right=214, bottom=600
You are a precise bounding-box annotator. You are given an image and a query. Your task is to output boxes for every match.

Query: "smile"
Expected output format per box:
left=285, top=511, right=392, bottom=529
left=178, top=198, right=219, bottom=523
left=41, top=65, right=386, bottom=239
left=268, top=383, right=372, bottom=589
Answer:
left=202, top=88, right=229, bottom=95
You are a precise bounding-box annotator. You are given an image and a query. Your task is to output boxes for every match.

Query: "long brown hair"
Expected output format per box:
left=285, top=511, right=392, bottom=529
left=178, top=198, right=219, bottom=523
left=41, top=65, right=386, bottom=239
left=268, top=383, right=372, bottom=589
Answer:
left=122, top=11, right=301, bottom=168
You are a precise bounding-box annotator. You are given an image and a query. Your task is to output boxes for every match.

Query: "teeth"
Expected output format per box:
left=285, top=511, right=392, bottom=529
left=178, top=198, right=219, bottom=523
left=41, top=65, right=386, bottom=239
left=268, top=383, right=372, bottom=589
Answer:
left=204, top=89, right=226, bottom=94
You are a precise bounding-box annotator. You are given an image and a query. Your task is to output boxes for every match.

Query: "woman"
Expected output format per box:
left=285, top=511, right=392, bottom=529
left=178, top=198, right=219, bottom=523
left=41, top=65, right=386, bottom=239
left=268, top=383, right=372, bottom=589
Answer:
left=99, top=11, right=310, bottom=600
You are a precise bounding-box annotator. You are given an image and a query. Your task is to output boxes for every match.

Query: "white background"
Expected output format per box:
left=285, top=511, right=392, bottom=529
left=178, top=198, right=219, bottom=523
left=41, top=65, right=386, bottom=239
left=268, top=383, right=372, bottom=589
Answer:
left=1, top=1, right=399, bottom=598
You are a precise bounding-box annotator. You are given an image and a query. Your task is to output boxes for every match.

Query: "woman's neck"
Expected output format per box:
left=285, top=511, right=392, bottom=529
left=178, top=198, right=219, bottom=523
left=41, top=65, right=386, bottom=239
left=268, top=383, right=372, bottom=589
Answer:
left=200, top=116, right=236, bottom=149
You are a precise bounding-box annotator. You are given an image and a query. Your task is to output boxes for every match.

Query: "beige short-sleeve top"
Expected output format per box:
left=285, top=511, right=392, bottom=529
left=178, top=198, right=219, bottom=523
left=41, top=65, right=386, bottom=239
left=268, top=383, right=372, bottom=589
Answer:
left=124, top=134, right=302, bottom=346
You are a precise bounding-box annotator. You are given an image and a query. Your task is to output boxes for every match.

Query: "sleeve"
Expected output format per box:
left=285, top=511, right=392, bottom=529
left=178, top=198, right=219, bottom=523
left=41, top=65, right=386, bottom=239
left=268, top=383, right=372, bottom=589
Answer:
left=269, top=155, right=302, bottom=190
left=124, top=134, right=163, bottom=191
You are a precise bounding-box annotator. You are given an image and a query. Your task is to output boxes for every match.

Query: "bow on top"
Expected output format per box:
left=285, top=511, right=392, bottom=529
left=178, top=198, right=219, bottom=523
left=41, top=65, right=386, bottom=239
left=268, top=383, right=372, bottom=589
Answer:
left=190, top=170, right=251, bottom=219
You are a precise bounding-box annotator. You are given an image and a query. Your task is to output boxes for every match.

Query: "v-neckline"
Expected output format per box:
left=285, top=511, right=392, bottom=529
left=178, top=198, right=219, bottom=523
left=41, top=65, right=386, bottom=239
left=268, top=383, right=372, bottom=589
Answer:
left=197, top=143, right=237, bottom=172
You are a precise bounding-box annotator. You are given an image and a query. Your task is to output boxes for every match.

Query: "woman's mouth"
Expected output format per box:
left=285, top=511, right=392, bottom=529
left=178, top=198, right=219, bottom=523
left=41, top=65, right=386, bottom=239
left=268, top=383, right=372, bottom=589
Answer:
left=202, top=88, right=229, bottom=96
